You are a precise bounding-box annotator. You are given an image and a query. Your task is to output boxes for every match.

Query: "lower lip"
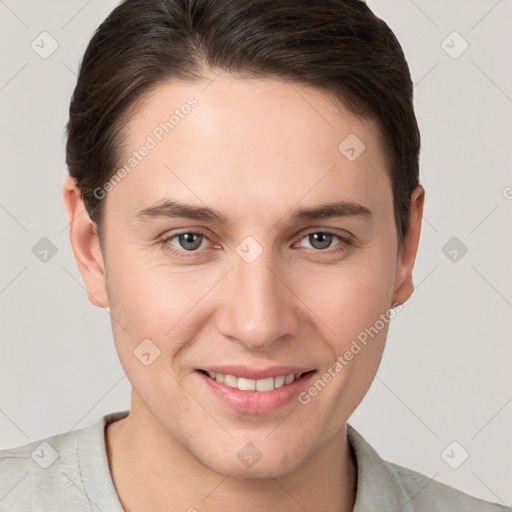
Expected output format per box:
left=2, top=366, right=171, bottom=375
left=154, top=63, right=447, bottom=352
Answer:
left=195, top=370, right=316, bottom=414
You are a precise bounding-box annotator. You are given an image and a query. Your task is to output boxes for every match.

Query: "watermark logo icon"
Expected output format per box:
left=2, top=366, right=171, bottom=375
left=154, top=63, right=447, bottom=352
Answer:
left=31, top=31, right=59, bottom=59
left=338, top=134, right=366, bottom=161
left=237, top=442, right=263, bottom=468
left=31, top=441, right=58, bottom=469
left=134, top=338, right=161, bottom=366
left=32, top=237, right=58, bottom=263
left=441, top=31, right=469, bottom=59
left=236, top=236, right=263, bottom=264
left=442, top=236, right=468, bottom=263
left=441, top=441, right=469, bottom=469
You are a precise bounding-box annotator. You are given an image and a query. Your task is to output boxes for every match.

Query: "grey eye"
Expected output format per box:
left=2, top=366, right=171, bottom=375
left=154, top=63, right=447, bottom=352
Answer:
left=174, top=232, right=205, bottom=251
left=304, top=232, right=335, bottom=250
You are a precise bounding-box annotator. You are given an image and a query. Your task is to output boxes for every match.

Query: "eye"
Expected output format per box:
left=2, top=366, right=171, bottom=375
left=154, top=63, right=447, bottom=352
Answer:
left=296, top=230, right=352, bottom=253
left=162, top=230, right=212, bottom=256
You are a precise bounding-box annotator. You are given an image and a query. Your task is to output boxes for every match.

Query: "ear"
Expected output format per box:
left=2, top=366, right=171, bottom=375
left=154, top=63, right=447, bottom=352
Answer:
left=392, top=185, right=425, bottom=307
left=62, top=176, right=109, bottom=308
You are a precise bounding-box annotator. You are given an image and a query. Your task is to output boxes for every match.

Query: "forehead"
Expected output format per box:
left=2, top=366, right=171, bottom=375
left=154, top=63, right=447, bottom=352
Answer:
left=107, top=74, right=392, bottom=223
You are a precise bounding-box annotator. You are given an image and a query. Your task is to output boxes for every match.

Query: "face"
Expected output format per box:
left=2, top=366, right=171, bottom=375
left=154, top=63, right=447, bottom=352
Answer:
left=64, top=74, right=423, bottom=478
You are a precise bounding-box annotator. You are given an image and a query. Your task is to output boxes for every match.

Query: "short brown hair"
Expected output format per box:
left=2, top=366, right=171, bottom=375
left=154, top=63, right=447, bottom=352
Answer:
left=65, top=0, right=420, bottom=249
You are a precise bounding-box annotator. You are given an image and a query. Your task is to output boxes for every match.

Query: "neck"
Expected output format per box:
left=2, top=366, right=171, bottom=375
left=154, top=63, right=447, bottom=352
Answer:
left=106, top=399, right=357, bottom=512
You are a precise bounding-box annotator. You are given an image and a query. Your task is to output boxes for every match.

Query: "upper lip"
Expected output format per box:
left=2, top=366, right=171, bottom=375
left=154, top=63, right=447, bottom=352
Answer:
left=198, top=365, right=315, bottom=380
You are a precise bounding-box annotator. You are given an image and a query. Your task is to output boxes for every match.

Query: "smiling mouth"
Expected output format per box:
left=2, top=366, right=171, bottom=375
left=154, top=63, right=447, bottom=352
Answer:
left=197, top=370, right=315, bottom=392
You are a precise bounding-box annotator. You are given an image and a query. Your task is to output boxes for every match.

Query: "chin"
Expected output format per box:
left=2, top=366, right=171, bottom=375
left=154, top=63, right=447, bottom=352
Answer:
left=196, top=442, right=307, bottom=480
left=210, top=458, right=298, bottom=480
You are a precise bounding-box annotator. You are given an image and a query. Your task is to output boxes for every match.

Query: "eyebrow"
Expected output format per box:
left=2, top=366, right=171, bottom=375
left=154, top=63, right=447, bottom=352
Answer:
left=134, top=198, right=372, bottom=225
left=135, top=199, right=230, bottom=224
left=293, top=200, right=372, bottom=222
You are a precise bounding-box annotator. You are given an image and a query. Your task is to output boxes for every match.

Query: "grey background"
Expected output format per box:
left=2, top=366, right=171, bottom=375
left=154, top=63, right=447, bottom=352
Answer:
left=0, top=0, right=511, bottom=505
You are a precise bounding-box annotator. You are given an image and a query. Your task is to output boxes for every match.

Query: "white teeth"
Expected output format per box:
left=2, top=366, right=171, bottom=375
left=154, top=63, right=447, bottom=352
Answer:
left=224, top=374, right=237, bottom=387
left=206, top=371, right=305, bottom=391
left=284, top=373, right=295, bottom=385
left=237, top=377, right=256, bottom=391
left=274, top=375, right=285, bottom=388
left=256, top=377, right=275, bottom=391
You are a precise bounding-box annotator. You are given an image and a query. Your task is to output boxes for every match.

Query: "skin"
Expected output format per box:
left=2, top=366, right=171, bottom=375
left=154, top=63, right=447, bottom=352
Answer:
left=62, top=74, right=424, bottom=512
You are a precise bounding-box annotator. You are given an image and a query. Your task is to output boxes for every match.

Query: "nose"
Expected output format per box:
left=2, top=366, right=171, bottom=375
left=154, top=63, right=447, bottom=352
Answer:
left=216, top=247, right=299, bottom=351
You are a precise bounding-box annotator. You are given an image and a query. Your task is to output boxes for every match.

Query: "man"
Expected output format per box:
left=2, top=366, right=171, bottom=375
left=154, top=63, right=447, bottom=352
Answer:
left=0, top=0, right=507, bottom=510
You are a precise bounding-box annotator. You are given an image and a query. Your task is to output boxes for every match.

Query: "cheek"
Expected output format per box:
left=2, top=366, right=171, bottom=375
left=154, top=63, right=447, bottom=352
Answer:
left=292, top=252, right=396, bottom=345
left=106, top=249, right=223, bottom=360
left=295, top=260, right=397, bottom=415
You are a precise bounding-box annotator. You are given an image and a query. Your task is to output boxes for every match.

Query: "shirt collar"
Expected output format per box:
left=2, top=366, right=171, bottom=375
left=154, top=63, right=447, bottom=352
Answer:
left=347, top=423, right=416, bottom=511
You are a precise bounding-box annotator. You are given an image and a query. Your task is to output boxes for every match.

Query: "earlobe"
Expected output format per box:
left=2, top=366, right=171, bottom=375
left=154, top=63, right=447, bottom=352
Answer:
left=62, top=176, right=110, bottom=309
left=391, top=185, right=425, bottom=307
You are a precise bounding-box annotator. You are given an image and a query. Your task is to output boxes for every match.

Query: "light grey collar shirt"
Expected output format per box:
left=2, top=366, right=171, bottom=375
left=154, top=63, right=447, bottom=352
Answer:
left=0, top=410, right=509, bottom=511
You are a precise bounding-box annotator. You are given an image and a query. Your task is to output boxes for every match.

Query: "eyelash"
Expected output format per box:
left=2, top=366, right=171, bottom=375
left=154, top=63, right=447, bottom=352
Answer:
left=160, top=229, right=353, bottom=259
